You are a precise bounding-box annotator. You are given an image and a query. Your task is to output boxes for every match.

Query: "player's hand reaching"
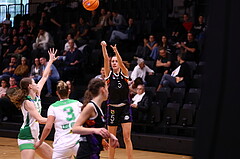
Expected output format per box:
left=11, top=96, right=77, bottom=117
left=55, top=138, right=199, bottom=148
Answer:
left=110, top=44, right=118, bottom=52
left=48, top=48, right=59, bottom=63
left=34, top=141, right=43, bottom=149
left=101, top=41, right=107, bottom=47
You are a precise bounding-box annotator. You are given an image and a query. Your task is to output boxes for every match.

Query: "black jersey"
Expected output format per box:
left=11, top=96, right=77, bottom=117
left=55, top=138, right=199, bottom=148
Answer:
left=77, top=101, right=106, bottom=158
left=105, top=70, right=130, bottom=104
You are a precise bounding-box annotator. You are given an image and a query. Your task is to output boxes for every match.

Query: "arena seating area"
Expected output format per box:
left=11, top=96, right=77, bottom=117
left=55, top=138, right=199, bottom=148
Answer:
left=0, top=0, right=208, bottom=155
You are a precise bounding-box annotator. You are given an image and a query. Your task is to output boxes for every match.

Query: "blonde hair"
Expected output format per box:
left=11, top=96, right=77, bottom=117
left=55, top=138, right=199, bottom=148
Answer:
left=56, top=80, right=69, bottom=98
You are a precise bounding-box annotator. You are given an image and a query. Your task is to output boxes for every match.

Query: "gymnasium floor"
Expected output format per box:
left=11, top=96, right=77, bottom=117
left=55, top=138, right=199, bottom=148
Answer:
left=0, top=137, right=192, bottom=159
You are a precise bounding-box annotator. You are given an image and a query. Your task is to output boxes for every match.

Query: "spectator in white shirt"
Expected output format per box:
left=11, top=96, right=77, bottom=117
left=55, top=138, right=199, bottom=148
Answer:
left=130, top=58, right=154, bottom=83
left=32, top=27, right=54, bottom=50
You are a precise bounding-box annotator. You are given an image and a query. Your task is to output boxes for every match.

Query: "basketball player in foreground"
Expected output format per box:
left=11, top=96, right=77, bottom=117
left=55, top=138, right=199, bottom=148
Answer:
left=9, top=48, right=58, bottom=159
left=34, top=81, right=83, bottom=158
left=101, top=41, right=133, bottom=159
left=72, top=78, right=119, bottom=159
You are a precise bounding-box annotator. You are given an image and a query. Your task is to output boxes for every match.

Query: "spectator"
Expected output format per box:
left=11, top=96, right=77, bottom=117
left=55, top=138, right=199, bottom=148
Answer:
left=32, top=26, right=54, bottom=51
left=192, top=15, right=206, bottom=40
left=154, top=47, right=172, bottom=75
left=109, top=18, right=136, bottom=43
left=176, top=32, right=199, bottom=62
left=67, top=23, right=78, bottom=41
left=26, top=20, right=38, bottom=44
left=150, top=35, right=171, bottom=60
left=14, top=38, right=29, bottom=59
left=2, top=13, right=12, bottom=27
left=12, top=57, right=29, bottom=83
left=0, top=77, right=19, bottom=122
left=63, top=34, right=77, bottom=53
left=74, top=17, right=90, bottom=45
left=135, top=35, right=158, bottom=60
left=2, top=35, right=19, bottom=59
left=39, top=56, right=60, bottom=97
left=156, top=52, right=191, bottom=91
left=131, top=84, right=151, bottom=123
left=0, top=56, right=18, bottom=80
left=131, top=58, right=154, bottom=83
left=129, top=77, right=144, bottom=99
left=17, top=20, right=28, bottom=38
left=110, top=10, right=127, bottom=31
left=29, top=58, right=41, bottom=82
left=94, top=67, right=105, bottom=80
left=0, top=78, right=8, bottom=98
left=62, top=39, right=80, bottom=81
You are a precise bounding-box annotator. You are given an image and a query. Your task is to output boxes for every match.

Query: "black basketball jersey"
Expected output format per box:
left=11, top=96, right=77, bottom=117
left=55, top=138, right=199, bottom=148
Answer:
left=105, top=70, right=130, bottom=104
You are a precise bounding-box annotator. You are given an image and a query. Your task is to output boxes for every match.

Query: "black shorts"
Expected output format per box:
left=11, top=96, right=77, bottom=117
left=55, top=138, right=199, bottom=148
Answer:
left=107, top=104, right=132, bottom=126
left=76, top=142, right=100, bottom=159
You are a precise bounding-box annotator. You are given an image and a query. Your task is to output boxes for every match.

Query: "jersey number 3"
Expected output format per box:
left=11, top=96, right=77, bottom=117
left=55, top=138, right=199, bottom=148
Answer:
left=63, top=106, right=76, bottom=121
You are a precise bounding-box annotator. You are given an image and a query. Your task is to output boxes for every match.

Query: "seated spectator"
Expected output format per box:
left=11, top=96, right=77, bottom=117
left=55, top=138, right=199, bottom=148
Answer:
left=150, top=35, right=172, bottom=60
left=0, top=56, right=18, bottom=80
left=32, top=26, right=54, bottom=51
left=14, top=38, right=29, bottom=59
left=62, top=39, right=81, bottom=81
left=129, top=77, right=144, bottom=99
left=109, top=18, right=136, bottom=43
left=131, top=58, right=154, bottom=84
left=40, top=56, right=60, bottom=97
left=192, top=15, right=206, bottom=40
left=95, top=67, right=105, bottom=81
left=74, top=17, right=90, bottom=46
left=154, top=47, right=172, bottom=75
left=135, top=35, right=158, bottom=60
left=17, top=20, right=28, bottom=38
left=0, top=78, right=9, bottom=98
left=26, top=20, right=38, bottom=44
left=12, top=57, right=29, bottom=83
left=130, top=84, right=151, bottom=123
left=156, top=52, right=191, bottom=91
left=63, top=34, right=77, bottom=54
left=0, top=27, right=10, bottom=55
left=2, top=35, right=19, bottom=59
left=29, top=58, right=41, bottom=82
left=109, top=10, right=127, bottom=32
left=0, top=77, right=19, bottom=122
left=176, top=32, right=199, bottom=62
left=67, top=23, right=78, bottom=40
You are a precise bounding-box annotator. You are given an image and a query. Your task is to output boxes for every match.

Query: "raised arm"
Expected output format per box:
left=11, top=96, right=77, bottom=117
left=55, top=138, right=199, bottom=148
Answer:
left=110, top=44, right=128, bottom=76
left=101, top=41, right=110, bottom=77
left=37, top=48, right=58, bottom=94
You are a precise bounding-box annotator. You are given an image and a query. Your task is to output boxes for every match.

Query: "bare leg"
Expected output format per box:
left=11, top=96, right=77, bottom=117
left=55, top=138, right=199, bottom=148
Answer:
left=121, top=122, right=133, bottom=159
left=35, top=142, right=53, bottom=159
left=21, top=149, right=35, bottom=159
left=108, top=126, right=118, bottom=159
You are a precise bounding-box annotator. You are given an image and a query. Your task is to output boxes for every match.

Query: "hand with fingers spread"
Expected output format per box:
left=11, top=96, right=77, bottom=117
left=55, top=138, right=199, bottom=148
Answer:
left=94, top=128, right=110, bottom=139
left=48, top=48, right=59, bottom=63
left=110, top=44, right=118, bottom=52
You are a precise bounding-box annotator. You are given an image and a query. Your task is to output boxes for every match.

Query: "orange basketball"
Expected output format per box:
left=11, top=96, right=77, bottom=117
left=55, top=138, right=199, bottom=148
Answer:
left=82, top=0, right=99, bottom=11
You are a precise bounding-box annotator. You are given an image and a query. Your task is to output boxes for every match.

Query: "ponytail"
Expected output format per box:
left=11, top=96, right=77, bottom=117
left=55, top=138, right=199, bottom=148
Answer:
left=9, top=89, right=28, bottom=109
left=82, top=90, right=93, bottom=111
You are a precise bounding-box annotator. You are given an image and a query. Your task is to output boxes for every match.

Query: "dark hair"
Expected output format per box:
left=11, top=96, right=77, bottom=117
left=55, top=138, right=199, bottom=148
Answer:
left=9, top=77, right=32, bottom=109
left=56, top=81, right=69, bottom=99
left=132, top=77, right=143, bottom=89
left=1, top=78, right=9, bottom=87
left=178, top=50, right=186, bottom=61
left=82, top=78, right=106, bottom=110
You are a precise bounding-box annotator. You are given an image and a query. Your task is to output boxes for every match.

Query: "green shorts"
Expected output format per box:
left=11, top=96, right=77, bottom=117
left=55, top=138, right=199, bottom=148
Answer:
left=18, top=139, right=37, bottom=151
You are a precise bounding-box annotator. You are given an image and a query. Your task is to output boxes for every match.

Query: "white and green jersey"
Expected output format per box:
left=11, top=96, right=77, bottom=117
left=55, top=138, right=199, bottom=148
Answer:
left=48, top=99, right=82, bottom=150
left=18, top=96, right=42, bottom=140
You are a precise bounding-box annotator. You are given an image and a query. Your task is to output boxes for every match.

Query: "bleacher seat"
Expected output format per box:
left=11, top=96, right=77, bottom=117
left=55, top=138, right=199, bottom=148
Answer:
left=145, top=74, right=161, bottom=87
left=190, top=74, right=202, bottom=88
left=163, top=103, right=181, bottom=125
left=178, top=104, right=196, bottom=126
left=156, top=87, right=171, bottom=109
left=184, top=88, right=201, bottom=108
left=170, top=87, right=186, bottom=105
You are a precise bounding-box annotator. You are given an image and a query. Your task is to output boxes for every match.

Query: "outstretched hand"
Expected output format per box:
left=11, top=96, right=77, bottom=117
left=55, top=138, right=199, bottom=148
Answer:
left=110, top=44, right=117, bottom=52
left=48, top=48, right=59, bottom=62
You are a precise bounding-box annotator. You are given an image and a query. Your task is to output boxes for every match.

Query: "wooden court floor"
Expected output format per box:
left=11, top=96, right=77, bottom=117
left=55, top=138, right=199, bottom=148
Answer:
left=0, top=137, right=192, bottom=159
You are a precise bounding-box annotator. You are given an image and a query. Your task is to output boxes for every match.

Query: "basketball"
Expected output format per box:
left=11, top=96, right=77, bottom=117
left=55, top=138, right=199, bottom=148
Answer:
left=82, top=0, right=99, bottom=11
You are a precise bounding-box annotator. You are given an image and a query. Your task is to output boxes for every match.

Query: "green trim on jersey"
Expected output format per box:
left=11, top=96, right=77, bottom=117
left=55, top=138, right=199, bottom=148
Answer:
left=18, top=113, right=34, bottom=139
left=19, top=143, right=35, bottom=151
left=52, top=99, right=78, bottom=107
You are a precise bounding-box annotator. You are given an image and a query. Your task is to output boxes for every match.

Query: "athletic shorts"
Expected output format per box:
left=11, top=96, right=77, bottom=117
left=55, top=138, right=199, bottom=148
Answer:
left=18, top=138, right=38, bottom=151
left=107, top=104, right=132, bottom=126
left=53, top=143, right=79, bottom=159
left=76, top=142, right=100, bottom=159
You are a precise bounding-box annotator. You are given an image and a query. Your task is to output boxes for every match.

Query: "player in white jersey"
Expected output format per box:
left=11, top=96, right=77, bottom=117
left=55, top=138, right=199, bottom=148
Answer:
left=35, top=81, right=83, bottom=159
left=9, top=48, right=58, bottom=159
